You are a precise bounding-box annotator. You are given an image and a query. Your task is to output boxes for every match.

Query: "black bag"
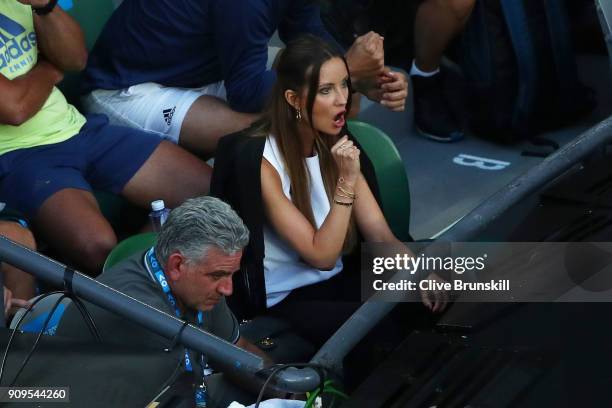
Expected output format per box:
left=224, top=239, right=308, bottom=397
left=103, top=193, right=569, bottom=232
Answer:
left=461, top=0, right=595, bottom=143
left=239, top=316, right=315, bottom=363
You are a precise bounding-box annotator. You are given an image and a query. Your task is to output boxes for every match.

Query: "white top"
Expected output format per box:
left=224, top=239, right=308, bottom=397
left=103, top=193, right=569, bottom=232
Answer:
left=262, top=135, right=343, bottom=307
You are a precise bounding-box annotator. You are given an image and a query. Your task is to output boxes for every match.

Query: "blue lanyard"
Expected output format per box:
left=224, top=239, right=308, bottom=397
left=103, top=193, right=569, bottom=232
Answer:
left=145, top=247, right=209, bottom=407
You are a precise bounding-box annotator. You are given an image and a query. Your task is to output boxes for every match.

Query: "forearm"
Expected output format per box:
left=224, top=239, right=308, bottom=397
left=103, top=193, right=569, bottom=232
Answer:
left=272, top=189, right=353, bottom=270
left=304, top=174, right=359, bottom=269
left=306, top=142, right=361, bottom=268
left=345, top=60, right=373, bottom=93
left=350, top=76, right=375, bottom=96
left=344, top=32, right=384, bottom=87
left=354, top=175, right=397, bottom=243
left=34, top=7, right=87, bottom=72
left=1, top=60, right=63, bottom=125
left=309, top=204, right=354, bottom=269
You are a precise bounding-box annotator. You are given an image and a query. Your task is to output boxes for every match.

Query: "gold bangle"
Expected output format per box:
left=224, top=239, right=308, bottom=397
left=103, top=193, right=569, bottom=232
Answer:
left=336, top=192, right=354, bottom=199
left=333, top=199, right=353, bottom=207
left=335, top=190, right=354, bottom=198
left=337, top=185, right=356, bottom=199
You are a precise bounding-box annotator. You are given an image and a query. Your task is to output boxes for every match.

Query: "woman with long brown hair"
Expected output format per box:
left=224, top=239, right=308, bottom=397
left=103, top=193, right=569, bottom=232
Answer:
left=214, top=34, right=446, bottom=347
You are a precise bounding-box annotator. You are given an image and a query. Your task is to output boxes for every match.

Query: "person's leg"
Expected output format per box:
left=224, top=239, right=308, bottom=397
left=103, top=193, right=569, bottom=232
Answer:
left=0, top=118, right=206, bottom=276
left=0, top=135, right=121, bottom=276
left=121, top=141, right=211, bottom=208
left=179, top=94, right=258, bottom=158
left=411, top=0, right=475, bottom=143
left=414, top=0, right=475, bottom=71
left=83, top=82, right=257, bottom=158
left=79, top=115, right=211, bottom=210
left=34, top=189, right=118, bottom=276
left=0, top=221, right=36, bottom=300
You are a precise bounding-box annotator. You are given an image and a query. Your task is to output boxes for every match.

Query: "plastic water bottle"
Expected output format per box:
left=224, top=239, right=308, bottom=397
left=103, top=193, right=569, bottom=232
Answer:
left=149, top=200, right=170, bottom=233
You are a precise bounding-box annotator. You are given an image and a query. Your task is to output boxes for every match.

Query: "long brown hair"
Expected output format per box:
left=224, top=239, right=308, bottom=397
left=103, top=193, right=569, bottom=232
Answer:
left=250, top=35, right=357, bottom=251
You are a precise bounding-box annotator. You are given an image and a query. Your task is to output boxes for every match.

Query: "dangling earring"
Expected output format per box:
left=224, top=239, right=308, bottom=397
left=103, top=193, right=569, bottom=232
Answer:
left=295, top=107, right=302, bottom=121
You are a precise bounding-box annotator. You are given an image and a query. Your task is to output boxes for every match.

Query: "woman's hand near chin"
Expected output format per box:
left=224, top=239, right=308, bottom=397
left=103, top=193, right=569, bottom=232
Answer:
left=330, top=135, right=361, bottom=186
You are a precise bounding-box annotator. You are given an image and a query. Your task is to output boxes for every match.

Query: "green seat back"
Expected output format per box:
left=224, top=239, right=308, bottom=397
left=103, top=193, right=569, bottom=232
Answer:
left=65, top=0, right=115, bottom=51
left=103, top=232, right=157, bottom=272
left=93, top=191, right=127, bottom=230
left=59, top=0, right=116, bottom=105
left=348, top=120, right=412, bottom=242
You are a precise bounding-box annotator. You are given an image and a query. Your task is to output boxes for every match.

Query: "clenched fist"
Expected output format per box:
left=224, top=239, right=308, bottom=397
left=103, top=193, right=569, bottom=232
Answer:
left=345, top=31, right=385, bottom=85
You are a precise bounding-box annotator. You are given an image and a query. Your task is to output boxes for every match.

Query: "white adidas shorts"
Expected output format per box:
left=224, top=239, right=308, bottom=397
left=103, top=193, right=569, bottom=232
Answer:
left=82, top=81, right=227, bottom=144
left=82, top=47, right=282, bottom=144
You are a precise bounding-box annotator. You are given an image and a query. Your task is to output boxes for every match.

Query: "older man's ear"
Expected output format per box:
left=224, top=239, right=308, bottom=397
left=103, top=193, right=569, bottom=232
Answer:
left=165, top=252, right=184, bottom=281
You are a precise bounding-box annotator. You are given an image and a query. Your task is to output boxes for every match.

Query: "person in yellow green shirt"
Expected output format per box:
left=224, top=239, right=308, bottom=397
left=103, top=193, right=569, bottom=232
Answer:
left=0, top=0, right=211, bottom=276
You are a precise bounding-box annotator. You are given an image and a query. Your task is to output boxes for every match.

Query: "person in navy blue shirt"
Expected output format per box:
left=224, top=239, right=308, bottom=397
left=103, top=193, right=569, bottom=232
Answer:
left=81, top=0, right=408, bottom=157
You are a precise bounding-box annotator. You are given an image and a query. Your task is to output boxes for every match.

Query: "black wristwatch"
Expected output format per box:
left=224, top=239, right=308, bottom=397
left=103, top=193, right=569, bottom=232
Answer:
left=33, top=0, right=59, bottom=16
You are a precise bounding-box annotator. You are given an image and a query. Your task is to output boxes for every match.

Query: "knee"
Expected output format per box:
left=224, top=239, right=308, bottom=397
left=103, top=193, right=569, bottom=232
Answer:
left=80, top=232, right=116, bottom=260
left=75, top=231, right=117, bottom=273
left=0, top=221, right=36, bottom=250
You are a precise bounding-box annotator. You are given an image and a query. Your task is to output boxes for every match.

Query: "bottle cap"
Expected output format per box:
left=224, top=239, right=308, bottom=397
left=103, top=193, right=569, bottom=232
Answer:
left=151, top=199, right=165, bottom=211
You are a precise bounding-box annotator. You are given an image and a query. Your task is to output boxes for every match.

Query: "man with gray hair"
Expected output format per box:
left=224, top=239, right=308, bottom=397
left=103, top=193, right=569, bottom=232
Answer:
left=152, top=195, right=250, bottom=319
left=58, top=196, right=268, bottom=404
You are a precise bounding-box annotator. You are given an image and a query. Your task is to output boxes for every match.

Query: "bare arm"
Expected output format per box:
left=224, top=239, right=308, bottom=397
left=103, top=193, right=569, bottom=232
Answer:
left=261, top=136, right=362, bottom=270
left=20, top=0, right=87, bottom=71
left=352, top=174, right=398, bottom=244
left=261, top=159, right=353, bottom=270
left=0, top=59, right=63, bottom=125
left=352, top=177, right=449, bottom=311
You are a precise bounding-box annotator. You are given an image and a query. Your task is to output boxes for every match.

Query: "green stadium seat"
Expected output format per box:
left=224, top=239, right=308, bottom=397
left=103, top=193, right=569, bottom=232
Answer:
left=103, top=232, right=157, bottom=272
left=348, top=120, right=412, bottom=242
left=92, top=191, right=125, bottom=230
left=65, top=0, right=115, bottom=50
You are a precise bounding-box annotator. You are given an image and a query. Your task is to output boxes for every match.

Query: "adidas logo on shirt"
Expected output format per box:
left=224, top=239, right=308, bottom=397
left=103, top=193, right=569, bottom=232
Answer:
left=162, top=107, right=176, bottom=126
left=0, top=13, right=37, bottom=75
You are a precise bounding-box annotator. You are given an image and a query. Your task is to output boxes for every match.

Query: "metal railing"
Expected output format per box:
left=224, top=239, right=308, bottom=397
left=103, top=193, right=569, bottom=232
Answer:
left=3, top=115, right=612, bottom=389
left=596, top=0, right=612, bottom=79
left=313, top=114, right=612, bottom=372
left=0, top=237, right=320, bottom=393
